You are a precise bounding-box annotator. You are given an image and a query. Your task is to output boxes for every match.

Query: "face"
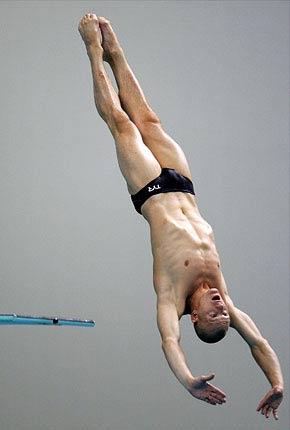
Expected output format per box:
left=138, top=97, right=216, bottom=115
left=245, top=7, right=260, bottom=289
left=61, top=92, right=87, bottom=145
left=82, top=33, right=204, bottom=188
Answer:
left=191, top=288, right=230, bottom=330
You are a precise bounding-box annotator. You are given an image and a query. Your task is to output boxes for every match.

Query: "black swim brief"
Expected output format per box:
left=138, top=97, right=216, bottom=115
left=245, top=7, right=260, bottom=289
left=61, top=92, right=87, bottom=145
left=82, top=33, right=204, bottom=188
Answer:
left=131, top=167, right=195, bottom=214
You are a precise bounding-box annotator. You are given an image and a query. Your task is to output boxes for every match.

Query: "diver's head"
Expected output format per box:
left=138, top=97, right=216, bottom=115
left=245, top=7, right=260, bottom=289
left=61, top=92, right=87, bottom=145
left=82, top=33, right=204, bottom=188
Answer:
left=190, top=286, right=230, bottom=343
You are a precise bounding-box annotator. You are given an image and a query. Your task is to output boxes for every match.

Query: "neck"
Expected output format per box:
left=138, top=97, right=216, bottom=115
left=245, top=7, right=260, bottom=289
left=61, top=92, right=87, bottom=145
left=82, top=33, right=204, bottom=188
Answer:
left=191, top=283, right=211, bottom=309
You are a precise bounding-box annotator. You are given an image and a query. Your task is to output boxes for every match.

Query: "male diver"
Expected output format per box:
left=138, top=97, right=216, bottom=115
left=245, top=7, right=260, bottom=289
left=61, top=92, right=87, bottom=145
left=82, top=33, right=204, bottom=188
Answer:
left=78, top=13, right=284, bottom=419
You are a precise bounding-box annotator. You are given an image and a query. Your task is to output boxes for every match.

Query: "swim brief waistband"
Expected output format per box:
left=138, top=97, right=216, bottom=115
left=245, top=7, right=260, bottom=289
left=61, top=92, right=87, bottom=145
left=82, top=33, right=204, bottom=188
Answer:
left=131, top=167, right=195, bottom=214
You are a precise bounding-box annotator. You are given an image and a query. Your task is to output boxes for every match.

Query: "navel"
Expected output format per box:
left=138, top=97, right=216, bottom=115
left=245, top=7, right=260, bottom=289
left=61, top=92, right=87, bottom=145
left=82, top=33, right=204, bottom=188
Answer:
left=184, top=259, right=189, bottom=267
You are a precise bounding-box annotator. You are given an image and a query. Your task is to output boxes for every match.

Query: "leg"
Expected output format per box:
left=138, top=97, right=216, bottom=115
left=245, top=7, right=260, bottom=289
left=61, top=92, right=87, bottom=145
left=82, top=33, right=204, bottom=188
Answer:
left=78, top=14, right=161, bottom=195
left=98, top=17, right=193, bottom=180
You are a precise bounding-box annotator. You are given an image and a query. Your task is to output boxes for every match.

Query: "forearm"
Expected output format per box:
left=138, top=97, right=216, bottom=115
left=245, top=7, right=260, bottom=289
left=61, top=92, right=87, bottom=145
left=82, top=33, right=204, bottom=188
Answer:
left=251, top=339, right=284, bottom=389
left=162, top=338, right=194, bottom=390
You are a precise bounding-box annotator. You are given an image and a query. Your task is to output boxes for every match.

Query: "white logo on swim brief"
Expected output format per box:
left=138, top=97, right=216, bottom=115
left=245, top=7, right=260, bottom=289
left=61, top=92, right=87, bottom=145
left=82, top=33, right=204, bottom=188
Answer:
left=148, top=184, right=161, bottom=192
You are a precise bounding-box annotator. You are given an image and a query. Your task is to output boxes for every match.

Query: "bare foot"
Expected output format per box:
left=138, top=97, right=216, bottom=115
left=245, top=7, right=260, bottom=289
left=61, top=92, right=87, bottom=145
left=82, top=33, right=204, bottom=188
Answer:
left=78, top=13, right=103, bottom=50
left=98, top=17, right=123, bottom=63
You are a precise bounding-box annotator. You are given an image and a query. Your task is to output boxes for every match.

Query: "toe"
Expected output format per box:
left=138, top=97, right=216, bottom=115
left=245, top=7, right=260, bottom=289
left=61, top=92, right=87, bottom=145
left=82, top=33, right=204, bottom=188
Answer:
left=99, top=16, right=110, bottom=24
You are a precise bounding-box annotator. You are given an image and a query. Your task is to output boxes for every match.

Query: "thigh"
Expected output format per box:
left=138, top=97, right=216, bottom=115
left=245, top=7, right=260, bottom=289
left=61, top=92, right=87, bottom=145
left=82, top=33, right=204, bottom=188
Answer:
left=137, top=121, right=193, bottom=181
left=113, top=120, right=162, bottom=195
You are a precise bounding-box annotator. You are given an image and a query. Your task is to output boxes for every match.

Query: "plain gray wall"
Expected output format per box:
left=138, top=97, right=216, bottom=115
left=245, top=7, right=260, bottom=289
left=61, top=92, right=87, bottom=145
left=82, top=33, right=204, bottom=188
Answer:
left=0, top=1, right=288, bottom=429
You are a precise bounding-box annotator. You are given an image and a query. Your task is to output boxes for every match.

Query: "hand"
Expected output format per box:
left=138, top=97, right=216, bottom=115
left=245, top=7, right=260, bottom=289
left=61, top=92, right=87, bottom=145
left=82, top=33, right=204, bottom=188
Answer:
left=188, top=373, right=226, bottom=405
left=256, top=386, right=283, bottom=420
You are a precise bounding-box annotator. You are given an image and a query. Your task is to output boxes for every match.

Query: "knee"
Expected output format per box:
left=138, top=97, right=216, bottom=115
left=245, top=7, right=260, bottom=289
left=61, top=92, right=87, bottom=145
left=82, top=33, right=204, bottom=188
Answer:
left=135, top=114, right=162, bottom=135
left=108, top=109, right=135, bottom=136
left=136, top=115, right=165, bottom=140
left=136, top=110, right=161, bottom=128
left=111, top=108, right=130, bottom=125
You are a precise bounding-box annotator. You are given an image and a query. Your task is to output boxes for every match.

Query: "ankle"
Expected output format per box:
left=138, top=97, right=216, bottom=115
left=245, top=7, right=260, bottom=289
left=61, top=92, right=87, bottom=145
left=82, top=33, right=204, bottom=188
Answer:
left=109, top=45, right=124, bottom=57
left=108, top=47, right=126, bottom=66
left=86, top=44, right=104, bottom=59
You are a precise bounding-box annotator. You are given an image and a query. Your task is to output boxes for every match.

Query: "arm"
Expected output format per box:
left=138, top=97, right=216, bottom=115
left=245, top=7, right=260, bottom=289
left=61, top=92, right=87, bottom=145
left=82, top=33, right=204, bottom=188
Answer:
left=229, top=305, right=284, bottom=419
left=157, top=296, right=226, bottom=405
left=157, top=297, right=193, bottom=390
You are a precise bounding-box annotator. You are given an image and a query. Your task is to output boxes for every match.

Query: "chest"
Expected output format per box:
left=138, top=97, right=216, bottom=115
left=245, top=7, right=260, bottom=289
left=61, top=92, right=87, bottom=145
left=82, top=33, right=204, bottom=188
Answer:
left=152, top=218, right=219, bottom=277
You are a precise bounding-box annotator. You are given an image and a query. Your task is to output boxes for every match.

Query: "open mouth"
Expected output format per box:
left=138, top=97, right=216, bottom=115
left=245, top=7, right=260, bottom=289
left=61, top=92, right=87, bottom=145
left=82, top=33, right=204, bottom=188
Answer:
left=209, top=288, right=222, bottom=301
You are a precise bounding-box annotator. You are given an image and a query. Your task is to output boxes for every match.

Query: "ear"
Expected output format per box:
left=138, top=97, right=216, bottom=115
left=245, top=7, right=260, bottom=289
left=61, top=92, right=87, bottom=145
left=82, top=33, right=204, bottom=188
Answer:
left=190, top=310, right=198, bottom=323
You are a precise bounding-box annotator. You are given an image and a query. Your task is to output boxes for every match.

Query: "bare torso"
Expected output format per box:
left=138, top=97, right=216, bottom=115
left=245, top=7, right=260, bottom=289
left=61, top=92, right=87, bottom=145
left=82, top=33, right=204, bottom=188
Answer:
left=141, top=192, right=227, bottom=318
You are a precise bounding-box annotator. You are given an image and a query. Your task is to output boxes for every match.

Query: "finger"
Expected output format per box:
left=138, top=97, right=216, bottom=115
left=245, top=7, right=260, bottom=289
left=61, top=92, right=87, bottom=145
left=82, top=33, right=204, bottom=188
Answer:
left=207, top=396, right=217, bottom=405
left=273, top=409, right=278, bottom=420
left=210, top=390, right=227, bottom=401
left=203, top=373, right=215, bottom=382
left=204, top=397, right=216, bottom=405
left=256, top=399, right=265, bottom=412
left=209, top=390, right=226, bottom=403
left=210, top=386, right=227, bottom=398
left=210, top=395, right=225, bottom=404
left=210, top=396, right=224, bottom=405
left=265, top=406, right=271, bottom=418
left=209, top=394, right=222, bottom=404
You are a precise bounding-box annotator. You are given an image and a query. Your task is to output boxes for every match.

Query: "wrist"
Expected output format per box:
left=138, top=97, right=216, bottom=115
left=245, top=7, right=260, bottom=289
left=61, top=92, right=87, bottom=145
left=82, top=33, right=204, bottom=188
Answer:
left=185, top=376, right=196, bottom=391
left=272, top=384, right=284, bottom=392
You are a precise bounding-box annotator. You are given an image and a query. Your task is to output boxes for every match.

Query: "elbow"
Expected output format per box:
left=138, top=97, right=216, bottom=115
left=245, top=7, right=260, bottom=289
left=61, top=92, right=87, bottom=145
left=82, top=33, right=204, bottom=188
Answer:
left=251, top=337, right=270, bottom=350
left=162, top=337, right=179, bottom=350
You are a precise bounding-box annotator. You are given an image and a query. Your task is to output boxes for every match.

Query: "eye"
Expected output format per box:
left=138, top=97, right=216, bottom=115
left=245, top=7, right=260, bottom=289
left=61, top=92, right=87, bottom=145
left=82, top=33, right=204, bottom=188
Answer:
left=210, top=312, right=217, bottom=318
left=222, top=311, right=228, bottom=316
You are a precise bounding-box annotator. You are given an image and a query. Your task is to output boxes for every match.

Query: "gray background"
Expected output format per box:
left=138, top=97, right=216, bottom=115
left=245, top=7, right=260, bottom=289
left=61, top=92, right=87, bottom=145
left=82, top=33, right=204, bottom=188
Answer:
left=0, top=1, right=289, bottom=429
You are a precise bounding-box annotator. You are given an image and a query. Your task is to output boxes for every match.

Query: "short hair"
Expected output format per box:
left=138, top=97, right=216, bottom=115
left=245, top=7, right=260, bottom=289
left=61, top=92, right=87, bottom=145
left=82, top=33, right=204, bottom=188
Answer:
left=194, top=322, right=228, bottom=344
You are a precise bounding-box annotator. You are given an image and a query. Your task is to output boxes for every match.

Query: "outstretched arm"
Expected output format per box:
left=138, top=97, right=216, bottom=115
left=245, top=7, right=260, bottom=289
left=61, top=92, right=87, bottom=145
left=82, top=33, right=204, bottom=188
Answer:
left=157, top=296, right=226, bottom=405
left=229, top=305, right=284, bottom=419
